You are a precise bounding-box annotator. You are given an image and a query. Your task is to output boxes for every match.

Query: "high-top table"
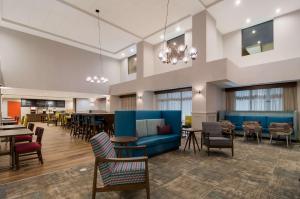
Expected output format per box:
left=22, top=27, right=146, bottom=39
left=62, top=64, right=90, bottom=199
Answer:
left=0, top=129, right=33, bottom=170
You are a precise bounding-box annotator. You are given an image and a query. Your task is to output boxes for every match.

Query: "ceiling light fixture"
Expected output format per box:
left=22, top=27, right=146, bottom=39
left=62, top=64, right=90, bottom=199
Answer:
left=235, top=0, right=241, bottom=6
left=276, top=8, right=281, bottom=14
left=158, top=0, right=197, bottom=65
left=130, top=48, right=135, bottom=53
left=246, top=18, right=251, bottom=24
left=86, top=9, right=109, bottom=84
left=257, top=40, right=261, bottom=44
left=252, top=30, right=256, bottom=34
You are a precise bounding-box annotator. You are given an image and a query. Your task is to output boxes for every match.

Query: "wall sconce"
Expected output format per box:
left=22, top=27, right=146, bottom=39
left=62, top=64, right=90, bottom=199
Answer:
left=193, top=90, right=201, bottom=94
left=138, top=95, right=143, bottom=100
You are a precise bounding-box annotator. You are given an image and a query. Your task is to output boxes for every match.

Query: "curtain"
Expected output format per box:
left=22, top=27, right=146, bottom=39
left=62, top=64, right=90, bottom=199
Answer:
left=226, top=91, right=235, bottom=111
left=283, top=87, right=297, bottom=111
left=226, top=86, right=295, bottom=112
left=121, top=96, right=136, bottom=110
left=156, top=91, right=192, bottom=120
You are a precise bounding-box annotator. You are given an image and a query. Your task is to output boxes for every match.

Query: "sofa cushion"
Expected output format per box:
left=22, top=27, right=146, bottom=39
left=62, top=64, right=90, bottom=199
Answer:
left=136, top=120, right=148, bottom=137
left=136, top=134, right=180, bottom=146
left=146, top=119, right=165, bottom=136
left=225, top=115, right=244, bottom=128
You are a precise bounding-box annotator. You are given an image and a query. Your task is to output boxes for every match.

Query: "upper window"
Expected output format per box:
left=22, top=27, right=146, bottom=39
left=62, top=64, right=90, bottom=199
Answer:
left=167, top=34, right=185, bottom=48
left=242, top=20, right=274, bottom=56
left=128, top=55, right=137, bottom=74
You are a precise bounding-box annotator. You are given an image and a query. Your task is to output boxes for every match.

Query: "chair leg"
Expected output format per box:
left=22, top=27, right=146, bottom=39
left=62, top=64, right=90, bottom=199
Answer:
left=92, top=161, right=98, bottom=199
left=231, top=146, right=234, bottom=157
left=16, top=153, right=20, bottom=170
left=269, top=135, right=273, bottom=144
left=37, top=150, right=44, bottom=164
left=146, top=186, right=150, bottom=199
left=207, top=147, right=210, bottom=156
left=286, top=136, right=289, bottom=147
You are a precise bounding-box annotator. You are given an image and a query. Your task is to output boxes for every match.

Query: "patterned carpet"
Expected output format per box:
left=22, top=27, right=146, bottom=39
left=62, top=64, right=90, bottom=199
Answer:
left=1, top=138, right=300, bottom=199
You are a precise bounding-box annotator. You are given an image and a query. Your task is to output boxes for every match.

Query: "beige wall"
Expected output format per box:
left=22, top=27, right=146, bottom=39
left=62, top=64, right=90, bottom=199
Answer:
left=223, top=10, right=300, bottom=67
left=120, top=58, right=136, bottom=82
left=0, top=27, right=121, bottom=94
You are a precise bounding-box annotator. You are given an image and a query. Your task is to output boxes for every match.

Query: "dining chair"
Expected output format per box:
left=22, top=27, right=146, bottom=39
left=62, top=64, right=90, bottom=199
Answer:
left=15, top=123, right=35, bottom=143
left=269, top=122, right=293, bottom=147
left=14, top=127, right=44, bottom=169
left=90, top=132, right=150, bottom=199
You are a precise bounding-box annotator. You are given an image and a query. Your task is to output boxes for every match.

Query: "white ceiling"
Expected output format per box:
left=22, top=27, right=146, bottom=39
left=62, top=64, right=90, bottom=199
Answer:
left=0, top=0, right=300, bottom=59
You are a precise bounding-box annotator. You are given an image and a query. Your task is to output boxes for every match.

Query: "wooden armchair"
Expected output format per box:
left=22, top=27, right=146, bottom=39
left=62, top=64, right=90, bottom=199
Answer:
left=269, top=122, right=293, bottom=147
left=201, top=122, right=234, bottom=156
left=219, top=120, right=235, bottom=138
left=243, top=121, right=262, bottom=143
left=90, top=133, right=150, bottom=199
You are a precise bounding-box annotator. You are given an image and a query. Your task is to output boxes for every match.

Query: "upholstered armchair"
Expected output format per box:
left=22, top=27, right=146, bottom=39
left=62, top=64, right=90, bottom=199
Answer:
left=219, top=120, right=235, bottom=138
left=90, top=132, right=150, bottom=199
left=201, top=122, right=234, bottom=156
left=269, top=122, right=293, bottom=147
left=243, top=121, right=262, bottom=143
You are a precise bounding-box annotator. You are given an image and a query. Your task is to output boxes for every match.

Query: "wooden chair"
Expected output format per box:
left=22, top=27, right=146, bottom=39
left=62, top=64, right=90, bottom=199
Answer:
left=201, top=122, right=234, bottom=156
left=90, top=132, right=150, bottom=199
left=243, top=121, right=262, bottom=143
left=269, top=122, right=293, bottom=147
left=14, top=127, right=44, bottom=169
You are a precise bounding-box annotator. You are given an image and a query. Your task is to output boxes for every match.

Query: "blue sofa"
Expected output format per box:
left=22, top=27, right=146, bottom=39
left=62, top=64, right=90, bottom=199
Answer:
left=114, top=110, right=182, bottom=157
left=221, top=111, right=298, bottom=140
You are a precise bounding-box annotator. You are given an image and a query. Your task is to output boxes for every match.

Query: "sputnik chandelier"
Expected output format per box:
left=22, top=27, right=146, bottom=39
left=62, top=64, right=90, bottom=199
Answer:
left=86, top=9, right=108, bottom=84
left=158, top=0, right=198, bottom=65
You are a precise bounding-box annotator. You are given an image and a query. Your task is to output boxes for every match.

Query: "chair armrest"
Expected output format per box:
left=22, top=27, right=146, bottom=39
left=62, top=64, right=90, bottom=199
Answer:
left=96, top=156, right=148, bottom=164
left=114, top=145, right=147, bottom=156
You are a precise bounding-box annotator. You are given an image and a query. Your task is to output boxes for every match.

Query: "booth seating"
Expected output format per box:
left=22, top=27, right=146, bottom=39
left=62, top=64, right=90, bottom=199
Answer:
left=114, top=110, right=182, bottom=157
left=221, top=111, right=298, bottom=140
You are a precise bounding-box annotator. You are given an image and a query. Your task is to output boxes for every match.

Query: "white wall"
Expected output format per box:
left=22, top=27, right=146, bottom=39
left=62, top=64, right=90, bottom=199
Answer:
left=223, top=10, right=300, bottom=67
left=120, top=58, right=136, bottom=82
left=0, top=27, right=121, bottom=94
left=76, top=98, right=106, bottom=113
left=206, top=13, right=223, bottom=62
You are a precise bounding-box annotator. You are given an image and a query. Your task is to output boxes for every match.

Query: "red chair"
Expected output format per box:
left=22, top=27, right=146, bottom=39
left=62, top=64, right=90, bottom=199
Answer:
left=15, top=123, right=34, bottom=143
left=15, top=127, right=44, bottom=169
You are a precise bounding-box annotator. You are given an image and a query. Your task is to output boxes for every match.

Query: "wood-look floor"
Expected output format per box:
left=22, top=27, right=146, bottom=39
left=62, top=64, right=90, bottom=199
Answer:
left=0, top=123, right=94, bottom=184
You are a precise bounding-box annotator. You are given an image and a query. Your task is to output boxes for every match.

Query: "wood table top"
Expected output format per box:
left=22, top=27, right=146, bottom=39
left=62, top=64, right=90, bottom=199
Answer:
left=182, top=128, right=202, bottom=133
left=110, top=136, right=137, bottom=143
left=0, top=129, right=33, bottom=137
left=0, top=125, right=26, bottom=130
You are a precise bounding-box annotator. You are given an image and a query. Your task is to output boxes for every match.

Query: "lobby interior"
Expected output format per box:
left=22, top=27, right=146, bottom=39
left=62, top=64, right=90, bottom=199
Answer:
left=0, top=0, right=300, bottom=198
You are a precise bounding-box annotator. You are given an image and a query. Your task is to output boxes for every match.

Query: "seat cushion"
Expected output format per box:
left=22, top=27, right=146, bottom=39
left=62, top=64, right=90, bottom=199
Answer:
left=15, top=135, right=32, bottom=142
left=146, top=119, right=165, bottom=136
left=206, top=137, right=232, bottom=147
left=136, top=120, right=148, bottom=137
left=136, top=134, right=180, bottom=146
left=110, top=161, right=145, bottom=185
left=15, top=142, right=41, bottom=153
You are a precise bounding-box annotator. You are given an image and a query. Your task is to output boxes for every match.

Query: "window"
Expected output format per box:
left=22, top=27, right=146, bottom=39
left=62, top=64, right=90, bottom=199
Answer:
left=242, top=20, right=273, bottom=56
left=156, top=88, right=192, bottom=120
left=128, top=55, right=137, bottom=74
left=235, top=88, right=283, bottom=111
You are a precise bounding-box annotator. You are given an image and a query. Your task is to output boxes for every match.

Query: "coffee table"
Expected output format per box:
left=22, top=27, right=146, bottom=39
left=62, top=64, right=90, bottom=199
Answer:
left=182, top=128, right=201, bottom=153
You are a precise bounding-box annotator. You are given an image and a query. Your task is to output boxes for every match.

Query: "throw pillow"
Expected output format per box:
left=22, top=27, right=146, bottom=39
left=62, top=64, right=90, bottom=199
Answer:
left=157, top=125, right=171, bottom=135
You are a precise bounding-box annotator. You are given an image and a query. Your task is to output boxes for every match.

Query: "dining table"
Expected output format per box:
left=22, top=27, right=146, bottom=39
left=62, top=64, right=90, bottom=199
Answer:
left=0, top=128, right=33, bottom=170
left=0, top=125, right=25, bottom=130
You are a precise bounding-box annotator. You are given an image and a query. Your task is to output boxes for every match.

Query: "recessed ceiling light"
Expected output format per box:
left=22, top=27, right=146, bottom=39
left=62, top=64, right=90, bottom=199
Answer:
left=160, top=34, right=164, bottom=40
left=235, top=0, right=241, bottom=6
left=252, top=30, right=256, bottom=34
left=130, top=48, right=135, bottom=53
left=175, top=26, right=181, bottom=32
left=121, top=53, right=125, bottom=57
left=79, top=168, right=87, bottom=172
left=173, top=42, right=177, bottom=46
left=246, top=18, right=251, bottom=24
left=276, top=8, right=281, bottom=14
left=257, top=40, right=261, bottom=44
